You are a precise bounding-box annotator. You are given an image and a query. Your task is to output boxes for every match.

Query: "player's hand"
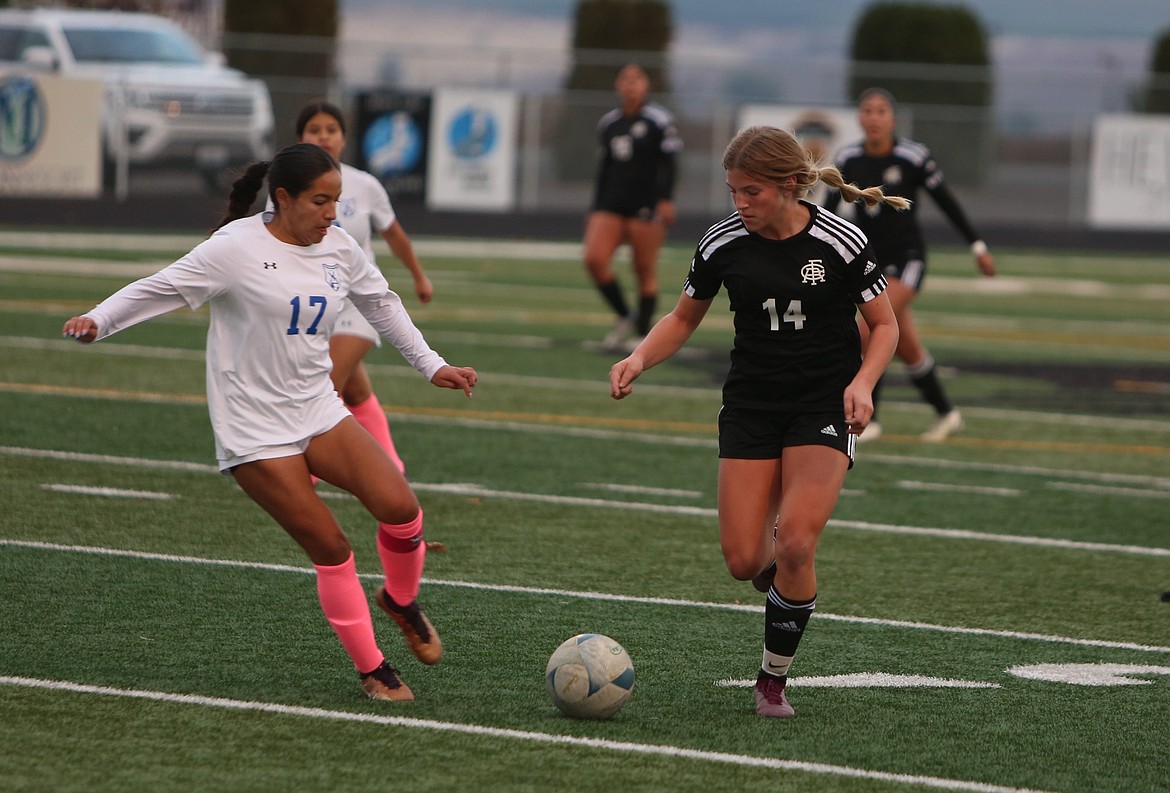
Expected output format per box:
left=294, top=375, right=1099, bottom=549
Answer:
left=432, top=365, right=477, bottom=397
left=655, top=199, right=677, bottom=228
left=414, top=274, right=435, bottom=304
left=62, top=316, right=98, bottom=344
left=975, top=250, right=996, bottom=277
left=610, top=356, right=643, bottom=400
left=843, top=384, right=874, bottom=435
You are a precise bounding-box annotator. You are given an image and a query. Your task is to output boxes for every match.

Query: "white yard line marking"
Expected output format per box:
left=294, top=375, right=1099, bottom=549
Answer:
left=897, top=480, right=1020, bottom=497
left=5, top=447, right=1169, bottom=558
left=716, top=674, right=1001, bottom=689
left=5, top=334, right=1170, bottom=435
left=2, top=539, right=1168, bottom=655
left=1046, top=482, right=1170, bottom=499
left=41, top=484, right=175, bottom=500
left=831, top=518, right=1170, bottom=557
left=0, top=675, right=1053, bottom=793
left=580, top=482, right=704, bottom=498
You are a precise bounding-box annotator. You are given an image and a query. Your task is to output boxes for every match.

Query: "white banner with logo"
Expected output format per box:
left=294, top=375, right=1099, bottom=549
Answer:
left=426, top=88, right=518, bottom=212
left=0, top=72, right=102, bottom=197
left=736, top=105, right=865, bottom=207
left=1088, top=114, right=1170, bottom=229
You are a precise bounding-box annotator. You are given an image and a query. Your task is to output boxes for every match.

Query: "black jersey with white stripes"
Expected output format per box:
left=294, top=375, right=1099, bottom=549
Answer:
left=825, top=137, right=979, bottom=264
left=684, top=202, right=887, bottom=412
left=591, top=102, right=682, bottom=215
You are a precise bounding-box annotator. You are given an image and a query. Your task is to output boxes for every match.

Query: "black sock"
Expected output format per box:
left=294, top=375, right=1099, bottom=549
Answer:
left=907, top=354, right=952, bottom=415
left=761, top=588, right=816, bottom=682
left=597, top=279, right=629, bottom=319
left=635, top=293, right=658, bottom=336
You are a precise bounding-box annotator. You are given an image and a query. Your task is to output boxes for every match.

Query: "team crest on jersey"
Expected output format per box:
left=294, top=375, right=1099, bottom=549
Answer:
left=882, top=164, right=902, bottom=185
left=631, top=120, right=648, bottom=138
left=339, top=197, right=356, bottom=219
left=322, top=263, right=341, bottom=292
left=801, top=260, right=826, bottom=285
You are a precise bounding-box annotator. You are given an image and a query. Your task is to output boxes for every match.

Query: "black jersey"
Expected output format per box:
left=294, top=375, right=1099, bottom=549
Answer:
left=591, top=102, right=682, bottom=216
left=824, top=138, right=979, bottom=264
left=684, top=202, right=888, bottom=413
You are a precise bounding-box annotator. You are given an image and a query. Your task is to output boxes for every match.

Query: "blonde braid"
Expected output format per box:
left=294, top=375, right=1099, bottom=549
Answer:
left=817, top=163, right=911, bottom=210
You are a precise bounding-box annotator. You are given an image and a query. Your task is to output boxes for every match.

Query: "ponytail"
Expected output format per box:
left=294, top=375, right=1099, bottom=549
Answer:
left=724, top=125, right=910, bottom=212
left=213, top=160, right=270, bottom=232
left=817, top=163, right=911, bottom=211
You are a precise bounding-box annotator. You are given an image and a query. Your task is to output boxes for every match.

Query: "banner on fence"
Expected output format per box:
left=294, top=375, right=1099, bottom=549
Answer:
left=426, top=88, right=518, bottom=212
left=1088, top=114, right=1170, bottom=230
left=0, top=72, right=102, bottom=197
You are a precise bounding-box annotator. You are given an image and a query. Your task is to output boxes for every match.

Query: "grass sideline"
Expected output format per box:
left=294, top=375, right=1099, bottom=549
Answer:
left=0, top=232, right=1168, bottom=793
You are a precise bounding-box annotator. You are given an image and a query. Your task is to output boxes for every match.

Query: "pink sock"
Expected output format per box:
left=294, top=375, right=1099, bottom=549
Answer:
left=313, top=553, right=384, bottom=674
left=349, top=393, right=405, bottom=474
left=377, top=510, right=425, bottom=607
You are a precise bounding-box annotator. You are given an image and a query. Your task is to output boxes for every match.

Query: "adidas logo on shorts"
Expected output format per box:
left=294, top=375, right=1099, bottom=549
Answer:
left=820, top=425, right=838, bottom=437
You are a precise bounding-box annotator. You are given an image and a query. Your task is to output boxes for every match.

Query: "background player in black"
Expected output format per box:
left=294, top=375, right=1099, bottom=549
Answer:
left=825, top=87, right=997, bottom=442
left=583, top=63, right=683, bottom=351
left=609, top=126, right=902, bottom=718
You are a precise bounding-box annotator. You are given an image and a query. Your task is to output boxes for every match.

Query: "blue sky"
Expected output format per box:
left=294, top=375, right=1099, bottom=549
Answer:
left=338, top=0, right=1168, bottom=127
left=345, top=0, right=1170, bottom=45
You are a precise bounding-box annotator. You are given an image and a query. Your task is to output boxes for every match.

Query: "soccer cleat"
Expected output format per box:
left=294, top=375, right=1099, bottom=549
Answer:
left=376, top=588, right=443, bottom=665
left=754, top=671, right=795, bottom=718
left=920, top=409, right=963, bottom=442
left=857, top=421, right=882, bottom=443
left=601, top=317, right=635, bottom=352
left=751, top=561, right=777, bottom=593
left=360, top=661, right=414, bottom=702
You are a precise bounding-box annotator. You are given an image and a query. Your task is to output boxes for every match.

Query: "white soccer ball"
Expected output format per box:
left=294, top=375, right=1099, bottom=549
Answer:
left=545, top=633, right=635, bottom=720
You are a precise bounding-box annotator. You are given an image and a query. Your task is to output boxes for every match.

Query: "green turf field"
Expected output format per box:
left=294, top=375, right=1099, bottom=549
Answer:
left=1, top=230, right=1167, bottom=793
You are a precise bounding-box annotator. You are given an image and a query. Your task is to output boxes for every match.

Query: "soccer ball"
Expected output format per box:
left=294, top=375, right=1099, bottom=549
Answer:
left=545, top=633, right=635, bottom=720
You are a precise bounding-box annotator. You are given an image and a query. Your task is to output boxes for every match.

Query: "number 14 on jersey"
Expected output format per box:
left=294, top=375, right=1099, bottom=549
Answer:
left=763, top=298, right=806, bottom=330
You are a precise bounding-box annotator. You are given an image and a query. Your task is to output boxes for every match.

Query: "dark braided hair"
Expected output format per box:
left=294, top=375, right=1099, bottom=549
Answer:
left=295, top=100, right=346, bottom=138
left=213, top=143, right=339, bottom=232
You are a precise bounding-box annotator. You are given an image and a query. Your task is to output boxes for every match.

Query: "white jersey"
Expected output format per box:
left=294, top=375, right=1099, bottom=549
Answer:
left=335, top=162, right=397, bottom=263
left=84, top=214, right=445, bottom=468
left=265, top=163, right=398, bottom=344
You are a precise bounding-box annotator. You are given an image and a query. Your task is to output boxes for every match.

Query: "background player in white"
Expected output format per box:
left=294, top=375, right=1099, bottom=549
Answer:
left=63, top=143, right=477, bottom=703
left=584, top=63, right=682, bottom=351
left=825, top=88, right=997, bottom=442
left=610, top=126, right=902, bottom=718
left=294, top=101, right=433, bottom=474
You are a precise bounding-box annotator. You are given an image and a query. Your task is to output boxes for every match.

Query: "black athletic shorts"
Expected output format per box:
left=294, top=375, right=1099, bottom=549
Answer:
left=718, top=406, right=855, bottom=469
left=592, top=197, right=657, bottom=221
left=879, top=249, right=926, bottom=293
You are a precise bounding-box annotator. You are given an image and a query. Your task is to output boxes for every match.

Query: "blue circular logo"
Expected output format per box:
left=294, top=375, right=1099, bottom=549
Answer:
left=0, top=75, right=47, bottom=160
left=362, top=111, right=422, bottom=178
left=447, top=106, right=497, bottom=160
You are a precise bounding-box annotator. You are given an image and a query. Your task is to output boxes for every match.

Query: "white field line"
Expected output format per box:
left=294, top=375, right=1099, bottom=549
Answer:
left=41, top=483, right=175, bottom=500
left=4, top=228, right=1164, bottom=301
left=1046, top=482, right=1170, bottom=499
left=580, top=482, right=704, bottom=498
left=2, top=538, right=1168, bottom=656
left=0, top=676, right=1054, bottom=793
left=6, top=333, right=1170, bottom=436
left=5, top=446, right=1169, bottom=559
left=897, top=480, right=1021, bottom=497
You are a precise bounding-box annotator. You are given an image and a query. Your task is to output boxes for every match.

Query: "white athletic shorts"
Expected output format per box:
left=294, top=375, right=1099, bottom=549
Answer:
left=217, top=403, right=351, bottom=472
left=332, top=299, right=382, bottom=346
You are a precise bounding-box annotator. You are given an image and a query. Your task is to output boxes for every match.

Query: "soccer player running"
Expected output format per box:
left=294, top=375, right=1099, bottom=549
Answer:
left=583, top=63, right=683, bottom=352
left=291, top=101, right=433, bottom=474
left=610, top=126, right=901, bottom=718
left=824, top=87, right=997, bottom=442
left=63, top=143, right=477, bottom=702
